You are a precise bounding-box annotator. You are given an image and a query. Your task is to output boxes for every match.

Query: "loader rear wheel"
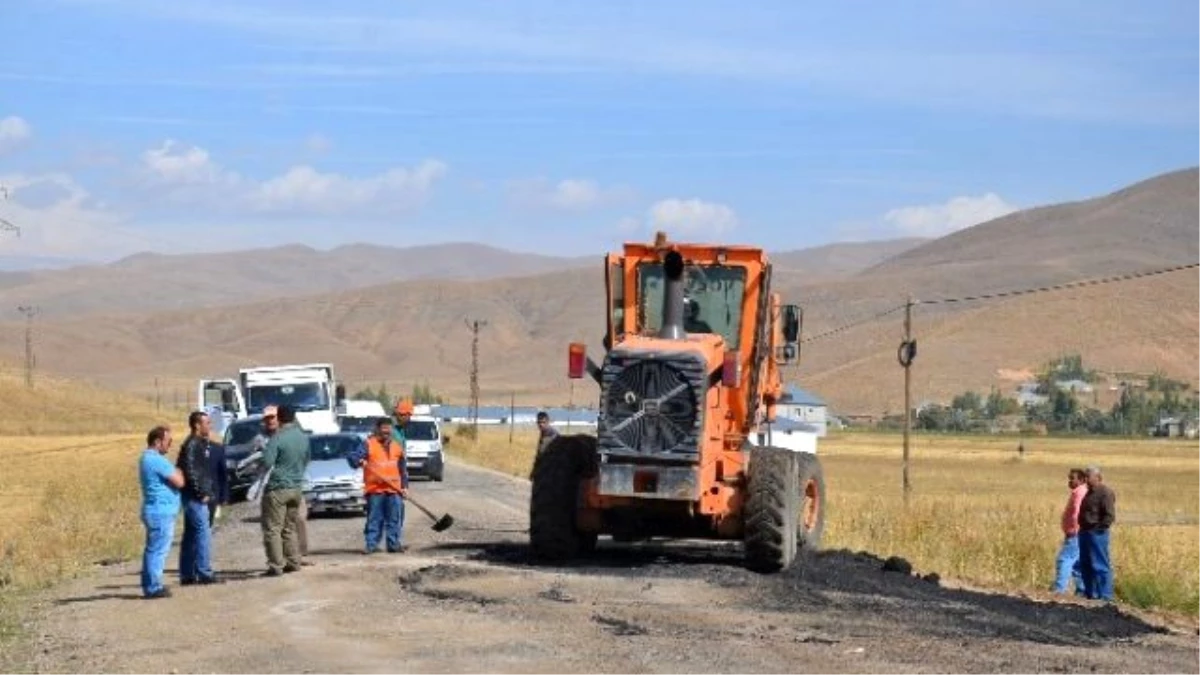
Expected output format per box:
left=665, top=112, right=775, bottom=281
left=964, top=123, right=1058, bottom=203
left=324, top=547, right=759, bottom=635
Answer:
left=743, top=446, right=800, bottom=573
left=529, top=434, right=598, bottom=563
left=796, top=452, right=826, bottom=553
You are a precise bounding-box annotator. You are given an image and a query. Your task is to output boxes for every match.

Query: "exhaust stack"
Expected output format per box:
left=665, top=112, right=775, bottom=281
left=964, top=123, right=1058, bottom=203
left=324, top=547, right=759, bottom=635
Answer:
left=658, top=250, right=686, bottom=340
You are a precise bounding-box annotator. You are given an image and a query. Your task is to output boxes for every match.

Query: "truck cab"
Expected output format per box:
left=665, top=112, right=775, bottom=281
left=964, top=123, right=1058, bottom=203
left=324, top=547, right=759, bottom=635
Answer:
left=197, top=363, right=343, bottom=437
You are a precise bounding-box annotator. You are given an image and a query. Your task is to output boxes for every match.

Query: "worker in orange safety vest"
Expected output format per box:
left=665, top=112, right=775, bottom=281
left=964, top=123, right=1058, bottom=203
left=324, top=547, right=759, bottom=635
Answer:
left=348, top=416, right=409, bottom=553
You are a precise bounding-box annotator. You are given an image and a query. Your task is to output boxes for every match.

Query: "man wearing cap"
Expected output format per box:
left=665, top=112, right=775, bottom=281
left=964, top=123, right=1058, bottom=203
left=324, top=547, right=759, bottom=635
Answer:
left=1077, top=465, right=1116, bottom=601
left=259, top=404, right=311, bottom=576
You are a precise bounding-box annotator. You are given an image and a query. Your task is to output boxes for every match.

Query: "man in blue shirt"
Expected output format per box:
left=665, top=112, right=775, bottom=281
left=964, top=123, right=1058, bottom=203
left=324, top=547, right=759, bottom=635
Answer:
left=139, top=425, right=184, bottom=599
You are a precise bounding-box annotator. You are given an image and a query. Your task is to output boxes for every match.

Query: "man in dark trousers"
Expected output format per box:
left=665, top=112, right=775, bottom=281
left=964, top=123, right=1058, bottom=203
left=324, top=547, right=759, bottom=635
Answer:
left=176, top=410, right=223, bottom=585
left=207, top=437, right=229, bottom=528
left=1077, top=465, right=1116, bottom=601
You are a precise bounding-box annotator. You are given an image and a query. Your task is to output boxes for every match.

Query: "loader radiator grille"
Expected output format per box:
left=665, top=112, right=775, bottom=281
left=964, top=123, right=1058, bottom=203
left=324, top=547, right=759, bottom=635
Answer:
left=598, top=349, right=706, bottom=457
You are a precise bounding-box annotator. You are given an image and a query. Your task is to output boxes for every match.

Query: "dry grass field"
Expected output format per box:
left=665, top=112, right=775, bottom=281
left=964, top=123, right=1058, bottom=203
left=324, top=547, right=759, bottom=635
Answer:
left=0, top=371, right=186, bottom=650
left=451, top=425, right=1199, bottom=616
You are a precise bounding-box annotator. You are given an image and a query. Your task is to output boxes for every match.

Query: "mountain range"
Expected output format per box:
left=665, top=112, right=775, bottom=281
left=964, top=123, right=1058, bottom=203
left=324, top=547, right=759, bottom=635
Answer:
left=0, top=167, right=1194, bottom=415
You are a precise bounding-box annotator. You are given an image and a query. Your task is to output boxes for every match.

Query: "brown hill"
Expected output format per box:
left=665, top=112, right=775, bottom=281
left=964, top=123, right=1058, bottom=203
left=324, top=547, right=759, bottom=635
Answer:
left=0, top=242, right=590, bottom=321
left=0, top=238, right=922, bottom=322
left=770, top=238, right=927, bottom=281
left=0, top=168, right=1194, bottom=414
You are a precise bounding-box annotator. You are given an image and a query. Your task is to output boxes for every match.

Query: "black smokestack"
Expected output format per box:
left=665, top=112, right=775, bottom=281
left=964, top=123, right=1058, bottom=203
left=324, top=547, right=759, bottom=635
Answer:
left=658, top=250, right=686, bottom=340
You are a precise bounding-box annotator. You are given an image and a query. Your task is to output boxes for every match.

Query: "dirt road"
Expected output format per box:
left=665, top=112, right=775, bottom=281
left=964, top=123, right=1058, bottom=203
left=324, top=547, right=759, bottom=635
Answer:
left=19, top=461, right=1199, bottom=674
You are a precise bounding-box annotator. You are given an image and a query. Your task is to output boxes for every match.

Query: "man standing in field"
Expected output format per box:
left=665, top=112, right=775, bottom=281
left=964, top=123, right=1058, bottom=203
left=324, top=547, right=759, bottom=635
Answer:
left=260, top=404, right=310, bottom=576
left=1052, top=468, right=1088, bottom=595
left=139, top=425, right=184, bottom=599
left=535, top=411, right=559, bottom=456
left=176, top=411, right=223, bottom=585
left=349, top=416, right=409, bottom=553
left=1077, top=465, right=1116, bottom=601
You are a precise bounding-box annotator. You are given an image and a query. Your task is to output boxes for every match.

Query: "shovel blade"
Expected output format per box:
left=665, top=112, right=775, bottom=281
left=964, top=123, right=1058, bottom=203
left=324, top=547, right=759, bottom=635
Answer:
left=431, top=514, right=454, bottom=532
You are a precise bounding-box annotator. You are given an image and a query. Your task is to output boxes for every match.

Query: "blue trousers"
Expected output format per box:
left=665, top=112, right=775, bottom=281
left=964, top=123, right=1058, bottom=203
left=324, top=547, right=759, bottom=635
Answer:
left=1052, top=534, right=1085, bottom=595
left=179, top=497, right=214, bottom=581
left=140, top=512, right=176, bottom=596
left=1079, top=529, right=1113, bottom=601
left=364, top=493, right=405, bottom=552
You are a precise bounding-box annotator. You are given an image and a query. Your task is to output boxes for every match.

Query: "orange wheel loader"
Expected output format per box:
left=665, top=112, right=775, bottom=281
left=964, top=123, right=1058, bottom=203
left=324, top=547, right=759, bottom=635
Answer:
left=530, top=231, right=826, bottom=572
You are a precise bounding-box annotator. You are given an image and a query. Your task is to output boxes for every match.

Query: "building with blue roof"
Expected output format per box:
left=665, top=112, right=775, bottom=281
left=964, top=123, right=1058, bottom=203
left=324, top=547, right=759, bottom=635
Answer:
left=776, top=384, right=829, bottom=437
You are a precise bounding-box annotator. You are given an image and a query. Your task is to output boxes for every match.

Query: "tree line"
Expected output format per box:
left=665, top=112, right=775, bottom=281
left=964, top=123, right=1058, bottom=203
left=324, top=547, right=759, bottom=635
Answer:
left=913, top=355, right=1198, bottom=436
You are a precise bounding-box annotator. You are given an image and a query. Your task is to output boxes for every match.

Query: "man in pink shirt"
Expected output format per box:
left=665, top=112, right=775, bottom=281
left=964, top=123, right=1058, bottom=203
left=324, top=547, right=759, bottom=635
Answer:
left=1052, top=468, right=1088, bottom=595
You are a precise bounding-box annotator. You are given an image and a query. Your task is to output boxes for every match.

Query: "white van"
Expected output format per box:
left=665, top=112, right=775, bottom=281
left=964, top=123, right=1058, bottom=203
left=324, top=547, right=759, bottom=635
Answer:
left=337, top=399, right=388, bottom=438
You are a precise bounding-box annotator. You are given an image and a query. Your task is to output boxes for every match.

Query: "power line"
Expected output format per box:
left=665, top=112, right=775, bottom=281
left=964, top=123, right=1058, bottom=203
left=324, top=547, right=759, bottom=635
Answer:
left=798, top=261, right=1199, bottom=346
left=917, top=262, right=1199, bottom=306
left=800, top=304, right=907, bottom=345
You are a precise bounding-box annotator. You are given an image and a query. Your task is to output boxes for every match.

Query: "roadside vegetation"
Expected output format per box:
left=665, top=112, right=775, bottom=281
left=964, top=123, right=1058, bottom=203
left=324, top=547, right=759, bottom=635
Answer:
left=452, top=424, right=1199, bottom=617
left=0, top=368, right=186, bottom=666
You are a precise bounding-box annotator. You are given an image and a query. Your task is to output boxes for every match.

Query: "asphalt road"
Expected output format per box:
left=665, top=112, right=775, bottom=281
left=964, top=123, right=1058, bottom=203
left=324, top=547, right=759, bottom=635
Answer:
left=22, top=459, right=1200, bottom=674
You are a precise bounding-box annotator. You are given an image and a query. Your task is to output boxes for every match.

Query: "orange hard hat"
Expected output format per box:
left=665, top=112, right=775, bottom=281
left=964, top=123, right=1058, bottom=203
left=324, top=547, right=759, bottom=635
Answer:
left=394, top=398, right=414, bottom=415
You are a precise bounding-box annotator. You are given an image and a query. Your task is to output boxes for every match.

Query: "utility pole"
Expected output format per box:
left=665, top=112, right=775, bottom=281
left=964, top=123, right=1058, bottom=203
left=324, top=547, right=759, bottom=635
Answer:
left=898, top=296, right=917, bottom=503
left=154, top=377, right=161, bottom=412
left=17, top=305, right=38, bottom=388
left=509, top=391, right=515, bottom=445
left=465, top=318, right=487, bottom=438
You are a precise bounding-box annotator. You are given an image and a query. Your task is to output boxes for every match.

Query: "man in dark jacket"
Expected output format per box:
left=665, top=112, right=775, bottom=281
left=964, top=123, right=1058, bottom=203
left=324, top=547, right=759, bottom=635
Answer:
left=1077, top=465, right=1116, bottom=601
left=175, top=410, right=223, bottom=584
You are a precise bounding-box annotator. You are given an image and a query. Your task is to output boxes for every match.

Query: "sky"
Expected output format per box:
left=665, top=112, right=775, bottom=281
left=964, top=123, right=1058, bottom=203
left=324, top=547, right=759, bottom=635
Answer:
left=0, top=0, right=1196, bottom=263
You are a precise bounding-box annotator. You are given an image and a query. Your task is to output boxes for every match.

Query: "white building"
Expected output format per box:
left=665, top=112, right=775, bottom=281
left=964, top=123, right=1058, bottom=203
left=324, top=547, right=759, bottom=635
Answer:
left=775, top=385, right=829, bottom=437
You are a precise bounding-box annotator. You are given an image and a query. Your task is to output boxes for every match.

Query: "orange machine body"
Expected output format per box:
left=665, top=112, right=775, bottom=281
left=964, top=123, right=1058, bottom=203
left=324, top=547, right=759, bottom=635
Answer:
left=569, top=233, right=796, bottom=541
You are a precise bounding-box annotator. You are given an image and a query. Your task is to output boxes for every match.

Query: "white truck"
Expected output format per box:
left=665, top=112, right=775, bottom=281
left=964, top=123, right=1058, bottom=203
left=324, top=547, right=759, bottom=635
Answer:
left=197, top=363, right=344, bottom=437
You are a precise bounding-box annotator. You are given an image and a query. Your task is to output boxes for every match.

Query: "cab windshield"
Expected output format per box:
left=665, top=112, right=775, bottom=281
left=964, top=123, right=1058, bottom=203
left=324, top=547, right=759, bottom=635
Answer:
left=403, top=420, right=439, bottom=442
left=636, top=262, right=747, bottom=348
left=246, top=382, right=329, bottom=414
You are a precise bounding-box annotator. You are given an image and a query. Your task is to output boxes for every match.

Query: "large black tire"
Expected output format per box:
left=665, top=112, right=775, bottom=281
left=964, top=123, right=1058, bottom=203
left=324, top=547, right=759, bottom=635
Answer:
left=796, top=452, right=826, bottom=554
left=743, top=446, right=800, bottom=573
left=529, top=434, right=599, bottom=563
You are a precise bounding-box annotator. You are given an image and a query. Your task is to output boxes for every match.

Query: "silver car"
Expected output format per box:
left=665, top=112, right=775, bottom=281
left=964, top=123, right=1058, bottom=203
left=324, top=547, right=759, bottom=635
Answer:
left=303, top=433, right=367, bottom=516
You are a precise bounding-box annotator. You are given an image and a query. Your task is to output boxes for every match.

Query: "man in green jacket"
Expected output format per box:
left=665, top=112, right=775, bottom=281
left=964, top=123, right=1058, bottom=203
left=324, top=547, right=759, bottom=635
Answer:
left=260, top=404, right=310, bottom=576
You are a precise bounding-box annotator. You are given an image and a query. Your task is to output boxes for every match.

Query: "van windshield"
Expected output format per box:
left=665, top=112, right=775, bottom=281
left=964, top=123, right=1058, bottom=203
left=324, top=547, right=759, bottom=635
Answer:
left=403, top=420, right=439, bottom=441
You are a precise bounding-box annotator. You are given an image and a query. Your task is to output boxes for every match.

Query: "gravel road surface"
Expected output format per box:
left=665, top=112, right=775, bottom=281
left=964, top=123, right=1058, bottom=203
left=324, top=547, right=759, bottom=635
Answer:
left=20, top=460, right=1199, bottom=673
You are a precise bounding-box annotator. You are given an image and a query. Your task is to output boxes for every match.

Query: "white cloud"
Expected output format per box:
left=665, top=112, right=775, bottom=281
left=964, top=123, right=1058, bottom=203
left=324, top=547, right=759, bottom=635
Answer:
left=647, top=198, right=739, bottom=236
left=506, top=177, right=634, bottom=211
left=883, top=193, right=1019, bottom=237
left=0, top=172, right=154, bottom=259
left=136, top=139, right=447, bottom=216
left=141, top=139, right=237, bottom=186
left=248, top=161, right=447, bottom=215
left=0, top=116, right=33, bottom=155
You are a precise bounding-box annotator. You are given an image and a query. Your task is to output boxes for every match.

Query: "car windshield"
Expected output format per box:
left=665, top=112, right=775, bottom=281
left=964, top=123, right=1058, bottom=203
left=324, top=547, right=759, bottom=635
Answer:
left=225, top=420, right=264, bottom=446
left=403, top=420, right=439, bottom=441
left=637, top=262, right=748, bottom=348
left=246, top=382, right=329, bottom=413
left=338, top=416, right=377, bottom=434
left=309, top=435, right=362, bottom=462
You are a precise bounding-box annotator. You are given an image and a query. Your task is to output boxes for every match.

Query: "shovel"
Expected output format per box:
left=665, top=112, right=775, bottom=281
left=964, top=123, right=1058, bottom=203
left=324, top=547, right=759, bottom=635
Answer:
left=361, top=461, right=455, bottom=532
